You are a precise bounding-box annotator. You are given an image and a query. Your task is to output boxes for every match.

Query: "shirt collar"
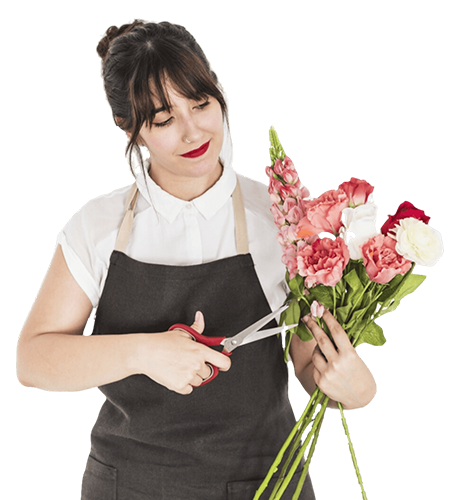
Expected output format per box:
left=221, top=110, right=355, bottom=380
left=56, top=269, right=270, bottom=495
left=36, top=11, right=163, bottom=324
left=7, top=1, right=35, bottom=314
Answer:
left=135, top=163, right=237, bottom=224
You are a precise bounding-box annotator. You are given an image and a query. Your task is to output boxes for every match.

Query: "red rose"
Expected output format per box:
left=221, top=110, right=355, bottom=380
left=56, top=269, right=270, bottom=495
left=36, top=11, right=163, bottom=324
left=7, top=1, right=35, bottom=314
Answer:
left=338, top=178, right=374, bottom=207
left=381, top=201, right=430, bottom=236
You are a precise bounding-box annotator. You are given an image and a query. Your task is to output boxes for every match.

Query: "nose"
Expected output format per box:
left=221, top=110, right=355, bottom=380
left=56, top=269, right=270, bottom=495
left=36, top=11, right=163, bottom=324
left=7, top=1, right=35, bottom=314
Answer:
left=181, top=115, right=202, bottom=145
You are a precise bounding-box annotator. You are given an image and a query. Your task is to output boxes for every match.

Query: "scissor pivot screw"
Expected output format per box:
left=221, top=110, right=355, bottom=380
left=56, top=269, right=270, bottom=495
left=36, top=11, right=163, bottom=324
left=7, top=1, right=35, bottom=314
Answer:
left=231, top=340, right=238, bottom=346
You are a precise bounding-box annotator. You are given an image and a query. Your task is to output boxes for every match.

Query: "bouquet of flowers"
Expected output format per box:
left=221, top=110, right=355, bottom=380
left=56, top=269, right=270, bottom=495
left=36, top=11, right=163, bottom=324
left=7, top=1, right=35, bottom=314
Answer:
left=253, top=128, right=443, bottom=500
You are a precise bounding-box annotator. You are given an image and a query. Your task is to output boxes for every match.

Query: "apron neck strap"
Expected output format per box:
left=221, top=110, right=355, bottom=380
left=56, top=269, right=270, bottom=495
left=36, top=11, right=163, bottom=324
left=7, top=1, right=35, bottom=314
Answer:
left=114, top=184, right=139, bottom=253
left=232, top=179, right=249, bottom=254
left=114, top=179, right=250, bottom=255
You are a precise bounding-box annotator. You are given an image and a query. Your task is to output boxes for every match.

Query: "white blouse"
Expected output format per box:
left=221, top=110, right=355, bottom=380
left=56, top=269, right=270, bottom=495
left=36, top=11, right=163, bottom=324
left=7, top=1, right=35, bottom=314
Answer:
left=57, top=163, right=288, bottom=313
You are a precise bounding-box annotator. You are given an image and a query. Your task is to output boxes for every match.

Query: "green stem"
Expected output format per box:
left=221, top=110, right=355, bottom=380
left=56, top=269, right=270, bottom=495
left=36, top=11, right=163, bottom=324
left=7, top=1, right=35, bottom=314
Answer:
left=347, top=281, right=372, bottom=319
left=252, top=387, right=321, bottom=500
left=272, top=396, right=329, bottom=500
left=300, top=293, right=311, bottom=308
left=268, top=392, right=321, bottom=499
left=338, top=403, right=368, bottom=500
left=332, top=286, right=337, bottom=316
left=292, top=414, right=324, bottom=500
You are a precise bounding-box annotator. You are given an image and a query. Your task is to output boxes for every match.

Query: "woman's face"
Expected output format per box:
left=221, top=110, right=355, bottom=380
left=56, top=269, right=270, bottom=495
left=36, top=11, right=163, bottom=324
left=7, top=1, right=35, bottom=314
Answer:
left=138, top=83, right=225, bottom=200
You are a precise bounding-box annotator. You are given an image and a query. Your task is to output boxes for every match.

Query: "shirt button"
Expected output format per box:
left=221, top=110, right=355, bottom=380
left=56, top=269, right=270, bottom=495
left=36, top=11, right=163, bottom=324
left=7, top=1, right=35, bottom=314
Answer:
left=185, top=203, right=193, bottom=210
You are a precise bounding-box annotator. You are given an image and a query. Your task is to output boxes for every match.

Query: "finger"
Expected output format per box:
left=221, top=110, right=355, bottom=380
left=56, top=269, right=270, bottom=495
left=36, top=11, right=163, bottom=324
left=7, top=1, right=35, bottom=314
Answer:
left=321, top=309, right=352, bottom=351
left=303, top=314, right=337, bottom=362
left=311, top=344, right=327, bottom=373
left=205, top=349, right=231, bottom=372
left=190, top=310, right=205, bottom=334
left=197, top=362, right=214, bottom=381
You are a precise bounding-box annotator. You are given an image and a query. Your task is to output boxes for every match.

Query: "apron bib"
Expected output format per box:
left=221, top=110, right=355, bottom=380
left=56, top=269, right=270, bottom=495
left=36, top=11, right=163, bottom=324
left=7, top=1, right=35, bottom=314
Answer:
left=81, top=180, right=315, bottom=500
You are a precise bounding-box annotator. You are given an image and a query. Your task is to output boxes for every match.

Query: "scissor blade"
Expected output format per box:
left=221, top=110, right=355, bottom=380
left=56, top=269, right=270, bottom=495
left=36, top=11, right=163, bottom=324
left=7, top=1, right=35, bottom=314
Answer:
left=222, top=304, right=289, bottom=352
left=238, top=324, right=298, bottom=347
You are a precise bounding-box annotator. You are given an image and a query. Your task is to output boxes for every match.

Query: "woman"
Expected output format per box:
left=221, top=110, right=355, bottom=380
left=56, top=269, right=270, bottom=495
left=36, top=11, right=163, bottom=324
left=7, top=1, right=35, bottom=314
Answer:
left=17, top=20, right=376, bottom=500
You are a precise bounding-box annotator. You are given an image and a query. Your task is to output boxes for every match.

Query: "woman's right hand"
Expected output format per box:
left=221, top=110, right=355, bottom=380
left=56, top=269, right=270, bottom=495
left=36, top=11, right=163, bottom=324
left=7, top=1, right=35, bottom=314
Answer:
left=133, top=311, right=231, bottom=395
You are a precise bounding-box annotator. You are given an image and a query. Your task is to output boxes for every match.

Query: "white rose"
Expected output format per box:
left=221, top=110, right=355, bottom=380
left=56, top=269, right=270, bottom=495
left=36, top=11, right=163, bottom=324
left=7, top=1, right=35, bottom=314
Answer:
left=391, top=217, right=443, bottom=266
left=339, top=202, right=379, bottom=260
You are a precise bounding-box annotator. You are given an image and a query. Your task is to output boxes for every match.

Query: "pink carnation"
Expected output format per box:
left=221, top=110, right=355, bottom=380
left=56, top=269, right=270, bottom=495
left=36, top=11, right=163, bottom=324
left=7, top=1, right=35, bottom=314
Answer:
left=297, top=189, right=349, bottom=238
left=361, top=234, right=412, bottom=284
left=297, top=237, right=350, bottom=287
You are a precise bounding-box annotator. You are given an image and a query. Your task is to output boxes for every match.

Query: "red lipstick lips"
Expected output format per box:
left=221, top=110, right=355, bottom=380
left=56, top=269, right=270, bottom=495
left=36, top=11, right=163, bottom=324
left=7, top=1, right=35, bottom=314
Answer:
left=181, top=140, right=210, bottom=158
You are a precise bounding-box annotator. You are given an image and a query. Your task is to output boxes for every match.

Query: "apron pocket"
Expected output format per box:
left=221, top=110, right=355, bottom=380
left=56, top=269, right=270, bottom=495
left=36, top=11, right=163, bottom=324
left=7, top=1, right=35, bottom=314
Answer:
left=226, top=470, right=315, bottom=500
left=81, top=455, right=117, bottom=500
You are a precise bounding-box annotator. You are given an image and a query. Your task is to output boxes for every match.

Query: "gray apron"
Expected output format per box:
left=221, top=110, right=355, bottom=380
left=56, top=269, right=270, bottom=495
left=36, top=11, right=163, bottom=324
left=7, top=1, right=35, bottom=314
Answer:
left=81, top=180, right=315, bottom=499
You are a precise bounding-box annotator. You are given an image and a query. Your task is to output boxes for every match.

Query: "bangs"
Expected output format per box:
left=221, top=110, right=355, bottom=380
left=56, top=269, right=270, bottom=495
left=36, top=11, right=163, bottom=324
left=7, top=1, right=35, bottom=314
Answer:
left=128, top=40, right=226, bottom=132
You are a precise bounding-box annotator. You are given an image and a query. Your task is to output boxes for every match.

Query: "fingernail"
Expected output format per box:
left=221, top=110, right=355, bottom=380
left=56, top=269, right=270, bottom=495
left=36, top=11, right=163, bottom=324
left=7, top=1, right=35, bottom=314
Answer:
left=302, top=314, right=311, bottom=323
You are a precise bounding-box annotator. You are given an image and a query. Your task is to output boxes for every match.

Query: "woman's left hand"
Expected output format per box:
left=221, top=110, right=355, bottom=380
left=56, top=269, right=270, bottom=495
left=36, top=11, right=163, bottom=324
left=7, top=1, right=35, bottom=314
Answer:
left=298, top=309, right=377, bottom=409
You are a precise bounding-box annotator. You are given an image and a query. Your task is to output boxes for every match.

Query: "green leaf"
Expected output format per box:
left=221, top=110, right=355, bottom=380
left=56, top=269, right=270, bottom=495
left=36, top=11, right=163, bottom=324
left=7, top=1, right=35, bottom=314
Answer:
left=295, top=321, right=313, bottom=342
left=376, top=273, right=404, bottom=304
left=377, top=273, right=426, bottom=318
left=343, top=269, right=364, bottom=306
left=344, top=269, right=363, bottom=291
left=336, top=304, right=352, bottom=325
left=355, top=260, right=371, bottom=287
left=287, top=273, right=304, bottom=298
left=282, top=300, right=301, bottom=334
left=354, top=321, right=386, bottom=348
left=309, top=285, right=334, bottom=309
left=335, top=278, right=346, bottom=301
left=395, top=273, right=426, bottom=301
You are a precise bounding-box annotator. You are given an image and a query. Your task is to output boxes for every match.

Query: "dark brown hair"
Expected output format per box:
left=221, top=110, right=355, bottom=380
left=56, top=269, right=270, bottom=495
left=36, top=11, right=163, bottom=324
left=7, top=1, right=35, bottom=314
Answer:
left=97, top=20, right=228, bottom=174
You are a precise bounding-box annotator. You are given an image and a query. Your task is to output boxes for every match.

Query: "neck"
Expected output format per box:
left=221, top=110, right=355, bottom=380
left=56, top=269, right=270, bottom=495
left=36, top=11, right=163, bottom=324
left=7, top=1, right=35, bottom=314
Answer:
left=148, top=161, right=223, bottom=201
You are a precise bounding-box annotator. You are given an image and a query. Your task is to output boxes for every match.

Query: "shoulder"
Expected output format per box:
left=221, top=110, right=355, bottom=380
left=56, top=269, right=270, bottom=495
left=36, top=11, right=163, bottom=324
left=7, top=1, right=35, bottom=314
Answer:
left=61, top=184, right=134, bottom=244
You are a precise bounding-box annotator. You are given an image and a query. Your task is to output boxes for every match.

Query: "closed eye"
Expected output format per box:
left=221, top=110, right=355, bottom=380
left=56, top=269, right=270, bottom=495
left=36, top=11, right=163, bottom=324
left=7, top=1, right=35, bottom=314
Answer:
left=153, top=117, right=173, bottom=128
left=196, top=100, right=210, bottom=110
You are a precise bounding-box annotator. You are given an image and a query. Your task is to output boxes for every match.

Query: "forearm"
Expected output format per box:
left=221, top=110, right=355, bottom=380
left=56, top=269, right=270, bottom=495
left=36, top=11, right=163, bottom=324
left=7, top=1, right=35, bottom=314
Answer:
left=17, top=332, right=143, bottom=392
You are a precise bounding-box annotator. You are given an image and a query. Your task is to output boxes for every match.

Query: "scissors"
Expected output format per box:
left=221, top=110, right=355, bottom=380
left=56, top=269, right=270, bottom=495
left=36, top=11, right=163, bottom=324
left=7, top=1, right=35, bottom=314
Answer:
left=169, top=304, right=297, bottom=385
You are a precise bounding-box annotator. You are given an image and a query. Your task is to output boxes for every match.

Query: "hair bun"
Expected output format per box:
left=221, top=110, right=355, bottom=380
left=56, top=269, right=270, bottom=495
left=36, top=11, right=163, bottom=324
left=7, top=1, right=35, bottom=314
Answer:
left=97, top=20, right=145, bottom=61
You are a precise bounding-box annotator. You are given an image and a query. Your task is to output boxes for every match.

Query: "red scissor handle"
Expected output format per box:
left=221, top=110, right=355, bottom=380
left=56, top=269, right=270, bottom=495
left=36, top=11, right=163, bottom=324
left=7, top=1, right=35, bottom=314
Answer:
left=168, top=324, right=232, bottom=385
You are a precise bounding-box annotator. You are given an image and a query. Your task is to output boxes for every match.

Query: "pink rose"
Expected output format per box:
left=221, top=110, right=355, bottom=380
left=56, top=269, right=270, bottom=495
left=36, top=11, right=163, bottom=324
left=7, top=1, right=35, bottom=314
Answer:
left=381, top=201, right=431, bottom=236
left=338, top=178, right=374, bottom=207
left=361, top=234, right=412, bottom=284
left=297, top=189, right=349, bottom=238
left=297, top=237, right=350, bottom=287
